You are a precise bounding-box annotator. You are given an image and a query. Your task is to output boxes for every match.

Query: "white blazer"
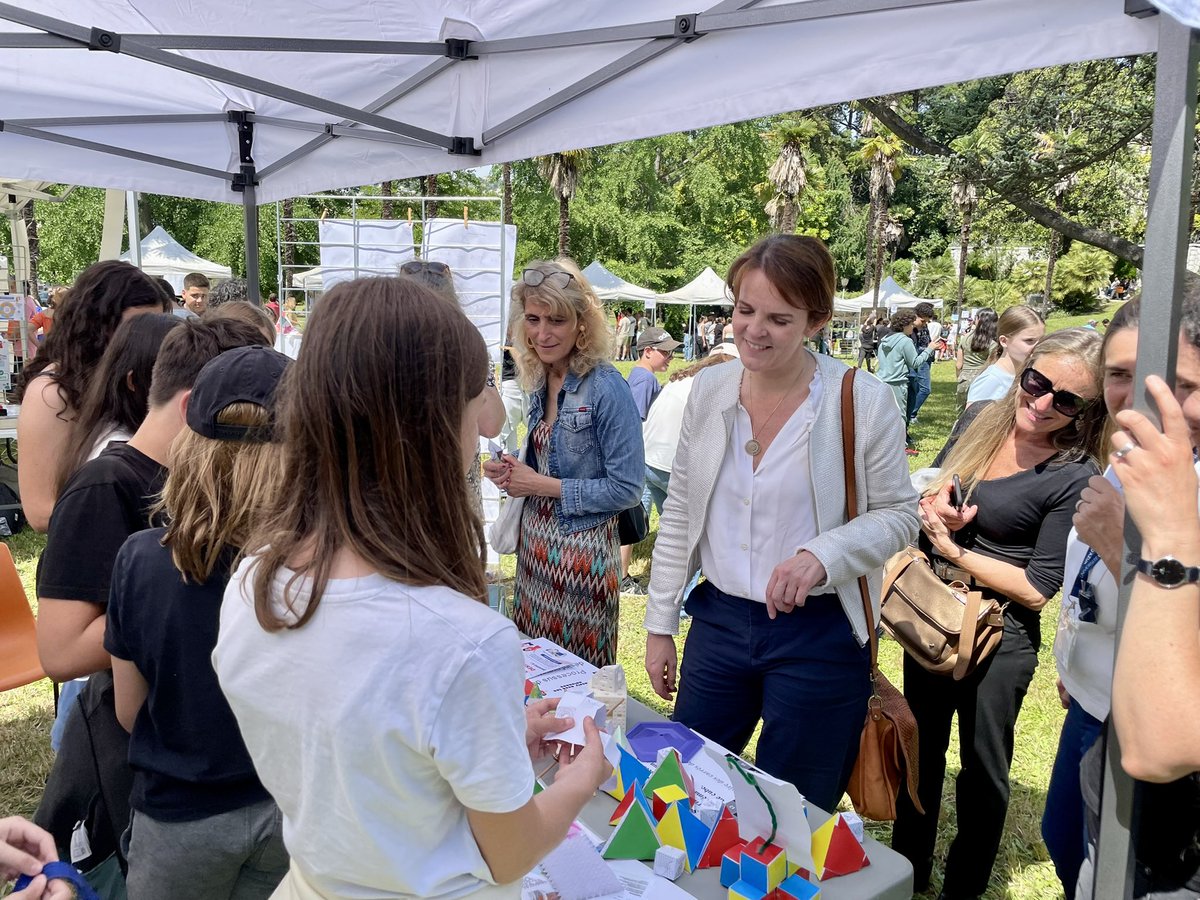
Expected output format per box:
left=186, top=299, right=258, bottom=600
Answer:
left=643, top=352, right=919, bottom=645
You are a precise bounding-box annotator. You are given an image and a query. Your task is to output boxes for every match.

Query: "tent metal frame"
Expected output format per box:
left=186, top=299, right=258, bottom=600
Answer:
left=0, top=0, right=976, bottom=300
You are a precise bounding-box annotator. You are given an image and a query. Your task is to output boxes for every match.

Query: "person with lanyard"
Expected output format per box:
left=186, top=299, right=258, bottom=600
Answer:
left=892, top=327, right=1106, bottom=899
left=1072, top=372, right=1200, bottom=899
left=642, top=234, right=917, bottom=812
left=1046, top=291, right=1200, bottom=898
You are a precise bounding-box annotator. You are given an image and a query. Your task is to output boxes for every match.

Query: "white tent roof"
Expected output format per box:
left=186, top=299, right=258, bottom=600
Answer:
left=290, top=265, right=323, bottom=291
left=0, top=2, right=1157, bottom=205
left=119, top=225, right=232, bottom=291
left=844, top=276, right=943, bottom=312
left=581, top=260, right=659, bottom=303
left=660, top=267, right=733, bottom=305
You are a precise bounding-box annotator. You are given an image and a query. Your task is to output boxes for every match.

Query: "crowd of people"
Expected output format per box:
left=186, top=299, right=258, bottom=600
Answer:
left=3, top=241, right=1197, bottom=900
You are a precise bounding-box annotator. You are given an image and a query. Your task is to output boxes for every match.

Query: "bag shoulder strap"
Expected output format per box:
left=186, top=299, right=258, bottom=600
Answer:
left=952, top=590, right=985, bottom=681
left=840, top=369, right=877, bottom=672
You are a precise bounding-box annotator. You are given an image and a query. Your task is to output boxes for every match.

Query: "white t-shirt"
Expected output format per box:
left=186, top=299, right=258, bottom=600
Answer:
left=1054, top=461, right=1200, bottom=721
left=213, top=558, right=533, bottom=899
left=642, top=378, right=695, bottom=473
left=965, top=363, right=1014, bottom=404
left=927, top=321, right=943, bottom=341
left=699, top=367, right=824, bottom=603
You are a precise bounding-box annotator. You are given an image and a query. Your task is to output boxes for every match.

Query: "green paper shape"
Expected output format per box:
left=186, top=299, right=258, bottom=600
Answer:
left=642, top=749, right=688, bottom=800
left=603, top=795, right=662, bottom=860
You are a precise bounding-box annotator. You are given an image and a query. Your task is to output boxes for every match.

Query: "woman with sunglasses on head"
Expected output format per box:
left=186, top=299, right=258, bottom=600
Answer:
left=484, top=261, right=643, bottom=668
left=891, top=327, right=1106, bottom=900
left=1041, top=290, right=1200, bottom=898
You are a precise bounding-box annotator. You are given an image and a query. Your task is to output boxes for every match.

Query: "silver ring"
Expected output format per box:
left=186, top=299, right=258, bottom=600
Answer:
left=1075, top=499, right=1084, bottom=512
left=1113, top=442, right=1137, bottom=459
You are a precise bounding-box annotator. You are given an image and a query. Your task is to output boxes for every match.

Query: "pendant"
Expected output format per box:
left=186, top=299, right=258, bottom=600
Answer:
left=745, top=438, right=761, bottom=456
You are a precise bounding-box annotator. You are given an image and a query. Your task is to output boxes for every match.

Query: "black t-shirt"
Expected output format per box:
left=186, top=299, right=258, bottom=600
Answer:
left=502, top=348, right=517, bottom=382
left=1082, top=723, right=1200, bottom=894
left=910, top=322, right=932, bottom=353
left=923, top=456, right=1096, bottom=647
left=104, top=529, right=270, bottom=821
left=38, top=443, right=166, bottom=604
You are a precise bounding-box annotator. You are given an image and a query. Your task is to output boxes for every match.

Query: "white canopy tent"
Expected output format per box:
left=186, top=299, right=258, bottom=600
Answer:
left=581, top=260, right=660, bottom=306
left=843, top=276, right=943, bottom=313
left=0, top=0, right=1158, bottom=295
left=660, top=267, right=733, bottom=306
left=118, top=225, right=232, bottom=293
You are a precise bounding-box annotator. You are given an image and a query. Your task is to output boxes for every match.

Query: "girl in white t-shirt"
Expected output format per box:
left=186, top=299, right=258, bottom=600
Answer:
left=1044, top=293, right=1200, bottom=899
left=213, top=277, right=609, bottom=900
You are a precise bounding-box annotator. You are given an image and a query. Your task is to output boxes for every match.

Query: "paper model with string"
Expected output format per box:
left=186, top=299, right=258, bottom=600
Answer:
left=718, top=751, right=815, bottom=878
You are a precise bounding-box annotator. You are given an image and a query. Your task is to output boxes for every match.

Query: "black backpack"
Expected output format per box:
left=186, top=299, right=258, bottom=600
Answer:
left=0, top=481, right=25, bottom=536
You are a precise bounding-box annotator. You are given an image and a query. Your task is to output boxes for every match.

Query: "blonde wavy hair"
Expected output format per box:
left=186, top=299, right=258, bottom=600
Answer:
left=159, top=402, right=283, bottom=584
left=929, top=327, right=1105, bottom=501
left=509, top=258, right=612, bottom=391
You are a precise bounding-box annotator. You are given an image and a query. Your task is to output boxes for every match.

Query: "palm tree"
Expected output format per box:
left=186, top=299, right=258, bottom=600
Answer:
left=22, top=203, right=39, bottom=292
left=950, top=177, right=977, bottom=327
left=537, top=150, right=588, bottom=257
left=859, top=124, right=904, bottom=302
left=380, top=180, right=395, bottom=219
left=281, top=197, right=296, bottom=274
left=765, top=120, right=818, bottom=233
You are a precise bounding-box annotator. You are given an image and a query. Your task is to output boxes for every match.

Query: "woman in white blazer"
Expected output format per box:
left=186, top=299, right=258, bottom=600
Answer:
left=642, top=235, right=919, bottom=812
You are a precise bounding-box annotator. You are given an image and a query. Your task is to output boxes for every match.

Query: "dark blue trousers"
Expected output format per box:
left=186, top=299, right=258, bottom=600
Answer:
left=1043, top=698, right=1104, bottom=898
left=673, top=581, right=871, bottom=813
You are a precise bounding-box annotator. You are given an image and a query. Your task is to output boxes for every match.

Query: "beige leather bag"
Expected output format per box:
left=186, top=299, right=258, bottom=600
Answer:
left=881, top=547, right=1007, bottom=681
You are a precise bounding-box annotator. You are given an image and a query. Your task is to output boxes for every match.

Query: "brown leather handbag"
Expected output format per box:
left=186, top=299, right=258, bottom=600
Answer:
left=880, top=546, right=1007, bottom=681
left=840, top=370, right=924, bottom=821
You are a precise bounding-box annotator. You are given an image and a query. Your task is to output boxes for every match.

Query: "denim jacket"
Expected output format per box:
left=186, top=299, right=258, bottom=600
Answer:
left=523, top=363, right=645, bottom=535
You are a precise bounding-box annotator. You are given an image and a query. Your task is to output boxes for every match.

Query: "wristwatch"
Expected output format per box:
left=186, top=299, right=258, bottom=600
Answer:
left=1133, top=555, right=1200, bottom=589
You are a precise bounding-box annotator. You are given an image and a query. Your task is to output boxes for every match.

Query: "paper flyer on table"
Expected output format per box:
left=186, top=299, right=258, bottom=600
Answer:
left=522, top=638, right=592, bottom=679
left=522, top=824, right=690, bottom=900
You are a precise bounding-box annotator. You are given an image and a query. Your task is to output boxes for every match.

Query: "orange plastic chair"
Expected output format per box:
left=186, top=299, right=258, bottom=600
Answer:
left=0, top=542, right=47, bottom=692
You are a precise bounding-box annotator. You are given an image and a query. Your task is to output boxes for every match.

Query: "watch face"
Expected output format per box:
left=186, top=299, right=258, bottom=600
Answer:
left=1152, top=557, right=1187, bottom=587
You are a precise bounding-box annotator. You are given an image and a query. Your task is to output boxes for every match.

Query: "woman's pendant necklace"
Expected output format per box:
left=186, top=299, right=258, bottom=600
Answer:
left=744, top=361, right=808, bottom=457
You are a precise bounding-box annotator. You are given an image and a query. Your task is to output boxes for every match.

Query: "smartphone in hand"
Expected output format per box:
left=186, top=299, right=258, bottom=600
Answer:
left=951, top=474, right=965, bottom=512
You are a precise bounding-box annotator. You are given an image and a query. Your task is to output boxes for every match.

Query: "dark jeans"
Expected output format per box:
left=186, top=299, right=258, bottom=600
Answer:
left=891, top=617, right=1038, bottom=898
left=907, top=362, right=933, bottom=422
left=1043, top=698, right=1104, bottom=899
left=672, top=580, right=871, bottom=812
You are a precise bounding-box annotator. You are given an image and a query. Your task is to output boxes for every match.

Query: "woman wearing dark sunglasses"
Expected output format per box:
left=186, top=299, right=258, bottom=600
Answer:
left=891, top=327, right=1106, bottom=899
left=483, top=260, right=643, bottom=667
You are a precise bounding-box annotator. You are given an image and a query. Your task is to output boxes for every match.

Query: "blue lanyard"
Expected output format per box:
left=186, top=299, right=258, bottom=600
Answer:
left=13, top=861, right=101, bottom=900
left=1070, top=548, right=1103, bottom=624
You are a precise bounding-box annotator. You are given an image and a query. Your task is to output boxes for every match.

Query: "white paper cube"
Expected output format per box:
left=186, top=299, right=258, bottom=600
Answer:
left=653, top=845, right=687, bottom=881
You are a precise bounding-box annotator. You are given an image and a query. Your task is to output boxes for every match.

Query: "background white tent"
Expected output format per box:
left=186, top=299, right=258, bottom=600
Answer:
left=119, top=225, right=232, bottom=292
left=844, top=276, right=943, bottom=313
left=581, top=260, right=659, bottom=305
left=660, top=267, right=732, bottom=306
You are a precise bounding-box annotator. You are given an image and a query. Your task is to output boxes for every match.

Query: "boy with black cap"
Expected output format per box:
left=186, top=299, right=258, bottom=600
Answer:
left=106, top=346, right=293, bottom=900
left=33, top=313, right=271, bottom=879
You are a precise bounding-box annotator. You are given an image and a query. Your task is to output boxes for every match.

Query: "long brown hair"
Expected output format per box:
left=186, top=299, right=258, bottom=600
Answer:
left=160, top=402, right=283, bottom=583
left=931, top=327, right=1105, bottom=499
left=249, top=277, right=490, bottom=631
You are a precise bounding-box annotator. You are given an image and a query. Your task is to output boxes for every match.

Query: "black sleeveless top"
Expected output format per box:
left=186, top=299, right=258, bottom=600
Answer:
left=1082, top=721, right=1200, bottom=895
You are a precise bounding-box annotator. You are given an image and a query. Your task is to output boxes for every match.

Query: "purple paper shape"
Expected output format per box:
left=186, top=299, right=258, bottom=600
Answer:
left=627, top=721, right=705, bottom=764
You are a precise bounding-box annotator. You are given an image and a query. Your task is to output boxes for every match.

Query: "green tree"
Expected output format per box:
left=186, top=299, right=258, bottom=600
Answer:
left=537, top=150, right=589, bottom=257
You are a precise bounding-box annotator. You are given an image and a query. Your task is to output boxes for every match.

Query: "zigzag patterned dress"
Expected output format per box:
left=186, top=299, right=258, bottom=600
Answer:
left=513, top=419, right=620, bottom=667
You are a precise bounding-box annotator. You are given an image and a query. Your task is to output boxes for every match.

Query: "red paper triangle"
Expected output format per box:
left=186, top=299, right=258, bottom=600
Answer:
left=821, top=818, right=870, bottom=878
left=697, top=806, right=742, bottom=868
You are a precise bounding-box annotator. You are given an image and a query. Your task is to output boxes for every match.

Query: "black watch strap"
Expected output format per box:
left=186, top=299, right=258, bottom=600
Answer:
left=1133, top=555, right=1200, bottom=589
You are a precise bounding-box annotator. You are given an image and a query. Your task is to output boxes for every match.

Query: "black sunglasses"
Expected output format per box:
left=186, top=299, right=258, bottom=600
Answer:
left=1019, top=367, right=1094, bottom=418
left=400, top=260, right=450, bottom=276
left=522, top=268, right=574, bottom=289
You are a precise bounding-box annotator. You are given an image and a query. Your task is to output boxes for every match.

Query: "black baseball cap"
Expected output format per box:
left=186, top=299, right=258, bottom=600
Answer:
left=186, top=345, right=291, bottom=442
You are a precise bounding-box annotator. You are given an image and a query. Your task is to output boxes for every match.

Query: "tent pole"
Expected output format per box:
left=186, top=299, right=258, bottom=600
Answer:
left=1093, top=12, right=1198, bottom=900
left=125, top=191, right=141, bottom=266
left=231, top=111, right=262, bottom=304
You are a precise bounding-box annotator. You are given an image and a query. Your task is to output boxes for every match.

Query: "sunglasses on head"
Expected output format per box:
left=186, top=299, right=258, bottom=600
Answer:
left=522, top=268, right=574, bottom=290
left=400, top=260, right=450, bottom=276
left=1019, top=367, right=1094, bottom=418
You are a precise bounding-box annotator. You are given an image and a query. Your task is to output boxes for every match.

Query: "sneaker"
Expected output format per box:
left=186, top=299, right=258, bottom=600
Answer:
left=905, top=447, right=920, bottom=456
left=621, top=576, right=647, bottom=596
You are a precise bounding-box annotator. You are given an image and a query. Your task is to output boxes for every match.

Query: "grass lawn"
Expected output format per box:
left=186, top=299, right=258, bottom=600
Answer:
left=0, top=308, right=1117, bottom=897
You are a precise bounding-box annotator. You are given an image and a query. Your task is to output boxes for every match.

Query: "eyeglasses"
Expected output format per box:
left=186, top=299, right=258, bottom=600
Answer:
left=399, top=260, right=450, bottom=276
left=1019, top=367, right=1095, bottom=418
left=522, top=268, right=574, bottom=290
